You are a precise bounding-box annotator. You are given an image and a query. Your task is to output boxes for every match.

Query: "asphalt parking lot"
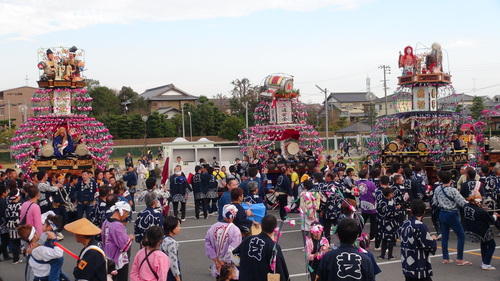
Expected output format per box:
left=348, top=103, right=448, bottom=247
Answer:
left=1, top=199, right=499, bottom=281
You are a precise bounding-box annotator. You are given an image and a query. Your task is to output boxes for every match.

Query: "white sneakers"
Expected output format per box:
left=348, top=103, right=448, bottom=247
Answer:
left=481, top=264, right=496, bottom=270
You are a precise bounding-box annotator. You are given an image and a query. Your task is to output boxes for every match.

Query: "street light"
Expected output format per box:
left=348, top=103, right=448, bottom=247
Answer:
left=181, top=105, right=186, bottom=138
left=379, top=65, right=391, bottom=116
left=187, top=111, right=193, bottom=142
left=243, top=101, right=249, bottom=139
left=315, top=85, right=329, bottom=155
left=142, top=115, right=148, bottom=155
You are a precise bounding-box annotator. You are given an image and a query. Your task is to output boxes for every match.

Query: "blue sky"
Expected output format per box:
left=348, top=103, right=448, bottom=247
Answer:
left=1, top=0, right=499, bottom=104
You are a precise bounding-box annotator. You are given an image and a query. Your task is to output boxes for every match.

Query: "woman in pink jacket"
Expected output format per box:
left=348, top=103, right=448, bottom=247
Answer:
left=130, top=226, right=171, bottom=281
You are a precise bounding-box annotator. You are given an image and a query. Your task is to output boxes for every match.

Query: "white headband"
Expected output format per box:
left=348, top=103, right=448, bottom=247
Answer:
left=28, top=226, right=36, bottom=241
left=111, top=201, right=131, bottom=216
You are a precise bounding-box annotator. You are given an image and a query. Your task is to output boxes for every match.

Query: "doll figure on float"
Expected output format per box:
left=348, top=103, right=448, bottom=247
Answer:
left=425, top=42, right=443, bottom=73
left=398, top=46, right=417, bottom=75
left=53, top=127, right=75, bottom=157
left=37, top=49, right=63, bottom=81
left=62, top=46, right=84, bottom=82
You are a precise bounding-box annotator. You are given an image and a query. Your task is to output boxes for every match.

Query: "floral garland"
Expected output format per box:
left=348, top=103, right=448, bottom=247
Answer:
left=367, top=111, right=487, bottom=168
left=11, top=116, right=113, bottom=172
left=31, top=88, right=93, bottom=116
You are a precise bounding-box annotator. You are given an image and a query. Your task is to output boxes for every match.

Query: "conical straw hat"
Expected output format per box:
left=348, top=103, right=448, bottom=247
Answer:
left=64, top=218, right=101, bottom=236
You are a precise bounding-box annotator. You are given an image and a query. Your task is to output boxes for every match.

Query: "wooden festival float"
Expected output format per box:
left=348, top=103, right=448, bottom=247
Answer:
left=367, top=43, right=486, bottom=180
left=10, top=47, right=113, bottom=174
left=238, top=74, right=323, bottom=173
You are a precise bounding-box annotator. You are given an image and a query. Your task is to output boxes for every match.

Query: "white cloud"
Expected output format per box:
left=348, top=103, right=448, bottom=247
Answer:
left=447, top=38, right=478, bottom=48
left=0, top=0, right=372, bottom=39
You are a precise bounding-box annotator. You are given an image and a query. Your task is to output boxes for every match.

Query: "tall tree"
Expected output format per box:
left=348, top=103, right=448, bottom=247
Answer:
left=118, top=86, right=150, bottom=116
left=470, top=96, right=485, bottom=120
left=229, top=78, right=260, bottom=126
left=364, top=103, right=377, bottom=129
left=218, top=116, right=245, bottom=140
left=88, top=86, right=121, bottom=117
left=84, top=78, right=101, bottom=91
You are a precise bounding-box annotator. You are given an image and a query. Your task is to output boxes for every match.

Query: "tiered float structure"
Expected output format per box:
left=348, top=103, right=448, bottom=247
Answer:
left=11, top=47, right=113, bottom=174
left=368, top=43, right=486, bottom=180
left=238, top=74, right=323, bottom=170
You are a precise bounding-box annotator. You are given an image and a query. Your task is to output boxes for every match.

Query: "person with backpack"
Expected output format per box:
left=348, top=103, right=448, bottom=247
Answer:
left=64, top=218, right=107, bottom=281
left=18, top=224, right=64, bottom=281
left=20, top=184, right=43, bottom=236
left=432, top=170, right=471, bottom=266
left=130, top=226, right=170, bottom=281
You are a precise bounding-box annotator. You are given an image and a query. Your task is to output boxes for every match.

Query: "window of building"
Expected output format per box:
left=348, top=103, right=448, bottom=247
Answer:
left=0, top=107, right=4, bottom=116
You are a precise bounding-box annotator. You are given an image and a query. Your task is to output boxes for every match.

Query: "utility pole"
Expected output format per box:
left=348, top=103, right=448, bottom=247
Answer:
left=315, top=85, right=329, bottom=155
left=244, top=101, right=249, bottom=138
left=181, top=104, right=185, bottom=138
left=366, top=77, right=374, bottom=130
left=379, top=65, right=391, bottom=116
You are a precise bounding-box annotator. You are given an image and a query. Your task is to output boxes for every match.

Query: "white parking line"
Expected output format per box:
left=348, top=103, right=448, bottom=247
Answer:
left=181, top=224, right=213, bottom=229
left=178, top=238, right=205, bottom=243
left=376, top=245, right=500, bottom=265
left=282, top=247, right=304, bottom=252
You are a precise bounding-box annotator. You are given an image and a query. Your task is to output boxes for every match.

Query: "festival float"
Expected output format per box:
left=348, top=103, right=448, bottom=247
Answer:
left=10, top=47, right=113, bottom=174
left=367, top=43, right=486, bottom=180
left=238, top=74, right=323, bottom=172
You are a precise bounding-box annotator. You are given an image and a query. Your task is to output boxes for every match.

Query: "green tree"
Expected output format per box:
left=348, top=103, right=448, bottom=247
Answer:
left=218, top=116, right=245, bottom=140
left=364, top=103, right=377, bottom=129
left=470, top=96, right=485, bottom=120
left=84, top=78, right=101, bottom=91
left=0, top=128, right=15, bottom=148
left=88, top=86, right=121, bottom=117
left=118, top=86, right=150, bottom=116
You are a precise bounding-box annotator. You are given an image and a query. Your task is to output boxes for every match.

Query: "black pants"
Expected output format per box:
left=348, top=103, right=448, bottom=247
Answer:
left=195, top=198, right=209, bottom=219
left=117, top=262, right=129, bottom=281
left=129, top=192, right=136, bottom=212
left=172, top=202, right=186, bottom=219
left=11, top=238, right=21, bottom=262
left=322, top=219, right=335, bottom=242
left=0, top=233, right=10, bottom=259
left=380, top=239, right=395, bottom=258
left=361, top=212, right=377, bottom=239
left=277, top=195, right=288, bottom=220
left=431, top=206, right=441, bottom=235
left=208, top=198, right=218, bottom=213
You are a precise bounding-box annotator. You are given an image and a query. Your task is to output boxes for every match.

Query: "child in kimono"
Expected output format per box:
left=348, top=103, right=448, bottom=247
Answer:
left=305, top=222, right=330, bottom=280
left=399, top=199, right=437, bottom=280
left=299, top=180, right=321, bottom=234
left=376, top=187, right=401, bottom=260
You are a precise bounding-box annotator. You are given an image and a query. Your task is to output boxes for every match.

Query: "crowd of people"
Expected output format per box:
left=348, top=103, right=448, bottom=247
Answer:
left=0, top=151, right=500, bottom=281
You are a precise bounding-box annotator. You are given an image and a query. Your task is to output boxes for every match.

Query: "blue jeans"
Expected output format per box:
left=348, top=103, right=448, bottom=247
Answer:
left=439, top=210, right=465, bottom=260
left=49, top=256, right=71, bottom=281
left=77, top=202, right=93, bottom=219
left=481, top=239, right=496, bottom=265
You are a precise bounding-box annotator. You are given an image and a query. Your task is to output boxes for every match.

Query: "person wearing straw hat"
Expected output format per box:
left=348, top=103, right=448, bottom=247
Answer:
left=65, top=218, right=106, bottom=281
left=101, top=201, right=134, bottom=281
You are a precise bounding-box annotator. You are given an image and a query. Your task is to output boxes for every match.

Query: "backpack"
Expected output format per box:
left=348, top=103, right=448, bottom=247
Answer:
left=20, top=202, right=34, bottom=226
